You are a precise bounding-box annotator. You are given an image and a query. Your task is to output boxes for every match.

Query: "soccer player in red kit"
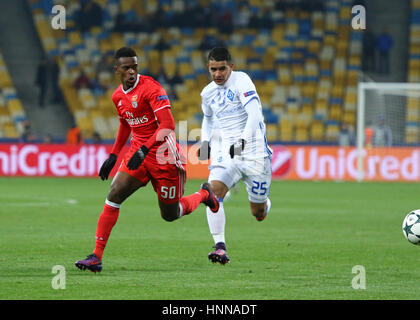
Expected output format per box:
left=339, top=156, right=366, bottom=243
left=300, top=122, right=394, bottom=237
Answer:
left=75, top=47, right=219, bottom=272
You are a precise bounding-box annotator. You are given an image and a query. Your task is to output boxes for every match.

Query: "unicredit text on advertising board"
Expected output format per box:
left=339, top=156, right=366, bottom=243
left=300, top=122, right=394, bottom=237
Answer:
left=0, top=144, right=125, bottom=177
left=271, top=146, right=420, bottom=181
left=0, top=144, right=419, bottom=182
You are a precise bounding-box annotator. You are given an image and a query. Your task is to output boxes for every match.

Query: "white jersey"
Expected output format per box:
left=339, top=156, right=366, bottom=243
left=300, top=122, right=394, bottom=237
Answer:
left=200, top=71, right=272, bottom=161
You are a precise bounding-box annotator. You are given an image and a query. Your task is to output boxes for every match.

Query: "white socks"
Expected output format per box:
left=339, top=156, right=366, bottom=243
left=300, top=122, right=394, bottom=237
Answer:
left=266, top=198, right=271, bottom=214
left=207, top=200, right=225, bottom=244
left=206, top=198, right=270, bottom=245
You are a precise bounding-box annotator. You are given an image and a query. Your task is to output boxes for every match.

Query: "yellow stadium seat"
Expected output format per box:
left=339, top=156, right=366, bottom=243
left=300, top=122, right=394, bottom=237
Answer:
left=7, top=99, right=25, bottom=117
left=68, top=31, right=82, bottom=46
left=0, top=72, right=13, bottom=87
left=343, top=111, right=356, bottom=125
left=325, top=123, right=339, bottom=142
left=406, top=134, right=419, bottom=144
left=295, top=127, right=309, bottom=142
left=406, top=110, right=419, bottom=122
left=266, top=124, right=278, bottom=141
left=407, top=97, right=420, bottom=109
left=409, top=59, right=420, bottom=69
left=310, top=121, right=324, bottom=141
left=328, top=104, right=342, bottom=121
left=4, top=123, right=19, bottom=138
left=315, top=99, right=328, bottom=117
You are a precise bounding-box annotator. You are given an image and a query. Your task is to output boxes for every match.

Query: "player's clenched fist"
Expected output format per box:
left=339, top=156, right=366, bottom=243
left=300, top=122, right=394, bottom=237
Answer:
left=127, top=145, right=149, bottom=170
left=197, top=141, right=211, bottom=160
left=99, top=153, right=117, bottom=180
left=229, top=139, right=246, bottom=158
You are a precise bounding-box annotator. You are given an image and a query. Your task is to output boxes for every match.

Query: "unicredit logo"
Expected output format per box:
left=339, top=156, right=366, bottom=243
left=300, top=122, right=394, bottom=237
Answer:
left=0, top=145, right=109, bottom=176
left=270, top=146, right=420, bottom=181
left=271, top=146, right=292, bottom=178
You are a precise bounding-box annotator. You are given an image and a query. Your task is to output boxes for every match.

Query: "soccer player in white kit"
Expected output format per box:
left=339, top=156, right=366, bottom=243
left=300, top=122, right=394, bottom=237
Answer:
left=198, top=47, right=272, bottom=264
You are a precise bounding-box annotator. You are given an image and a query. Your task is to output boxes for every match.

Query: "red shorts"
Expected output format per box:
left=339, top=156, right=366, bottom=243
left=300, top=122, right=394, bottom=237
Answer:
left=118, top=146, right=186, bottom=204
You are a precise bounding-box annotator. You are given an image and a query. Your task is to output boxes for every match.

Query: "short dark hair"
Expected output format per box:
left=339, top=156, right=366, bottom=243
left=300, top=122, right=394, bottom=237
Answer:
left=114, top=47, right=137, bottom=60
left=208, top=47, right=232, bottom=63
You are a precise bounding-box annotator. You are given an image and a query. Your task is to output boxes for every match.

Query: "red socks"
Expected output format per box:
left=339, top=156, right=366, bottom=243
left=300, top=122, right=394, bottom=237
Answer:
left=92, top=191, right=208, bottom=260
left=179, top=190, right=208, bottom=216
left=93, top=202, right=120, bottom=261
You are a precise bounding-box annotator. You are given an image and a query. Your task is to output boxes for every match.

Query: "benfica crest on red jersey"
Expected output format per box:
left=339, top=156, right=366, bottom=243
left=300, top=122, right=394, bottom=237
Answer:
left=131, top=95, right=138, bottom=108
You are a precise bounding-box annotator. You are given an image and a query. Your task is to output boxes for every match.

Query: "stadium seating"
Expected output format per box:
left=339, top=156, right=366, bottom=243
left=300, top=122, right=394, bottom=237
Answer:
left=0, top=51, right=26, bottom=139
left=407, top=0, right=420, bottom=143
left=28, top=0, right=361, bottom=144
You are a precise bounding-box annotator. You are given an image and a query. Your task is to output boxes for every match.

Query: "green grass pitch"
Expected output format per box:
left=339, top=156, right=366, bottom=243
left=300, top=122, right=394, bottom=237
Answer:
left=1, top=177, right=420, bottom=300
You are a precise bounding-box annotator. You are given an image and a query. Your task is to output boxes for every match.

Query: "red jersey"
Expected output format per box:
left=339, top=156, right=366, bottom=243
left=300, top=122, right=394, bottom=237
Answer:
left=111, top=74, right=184, bottom=170
left=111, top=74, right=170, bottom=149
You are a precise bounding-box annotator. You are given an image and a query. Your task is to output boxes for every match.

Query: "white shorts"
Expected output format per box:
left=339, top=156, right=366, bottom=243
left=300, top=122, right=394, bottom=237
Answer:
left=208, top=156, right=272, bottom=203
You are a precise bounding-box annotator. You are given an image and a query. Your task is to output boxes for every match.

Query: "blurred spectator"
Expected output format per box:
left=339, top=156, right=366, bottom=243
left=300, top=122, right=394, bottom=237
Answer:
left=142, top=67, right=167, bottom=84
left=234, top=4, right=251, bottom=29
left=76, top=1, right=103, bottom=33
left=113, top=9, right=128, bottom=32
left=92, top=131, right=102, bottom=144
left=372, top=115, right=392, bottom=146
left=338, top=122, right=355, bottom=146
left=364, top=121, right=373, bottom=148
left=376, top=28, right=393, bottom=74
left=301, top=0, right=325, bottom=11
left=276, top=0, right=324, bottom=11
left=150, top=5, right=168, bottom=30
left=43, top=133, right=53, bottom=144
left=260, top=9, right=273, bottom=29
left=167, top=68, right=183, bottom=86
left=66, top=124, right=83, bottom=145
left=49, top=57, right=62, bottom=103
left=218, top=9, right=234, bottom=34
left=198, top=34, right=224, bottom=51
left=35, top=58, right=48, bottom=107
left=198, top=34, right=215, bottom=51
left=154, top=36, right=171, bottom=52
left=166, top=85, right=178, bottom=102
left=96, top=53, right=114, bottom=74
left=91, top=77, right=106, bottom=96
left=207, top=5, right=221, bottom=28
left=352, top=0, right=366, bottom=7
left=158, top=67, right=169, bottom=85
left=151, top=66, right=168, bottom=85
left=192, top=3, right=209, bottom=28
left=362, top=30, right=376, bottom=72
left=74, top=71, right=93, bottom=89
left=248, top=12, right=261, bottom=29
left=20, top=120, right=37, bottom=143
left=113, top=9, right=146, bottom=33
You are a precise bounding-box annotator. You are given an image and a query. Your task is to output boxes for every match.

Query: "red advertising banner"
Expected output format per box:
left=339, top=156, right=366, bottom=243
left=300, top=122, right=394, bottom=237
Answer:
left=0, top=144, right=124, bottom=177
left=0, top=143, right=419, bottom=182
